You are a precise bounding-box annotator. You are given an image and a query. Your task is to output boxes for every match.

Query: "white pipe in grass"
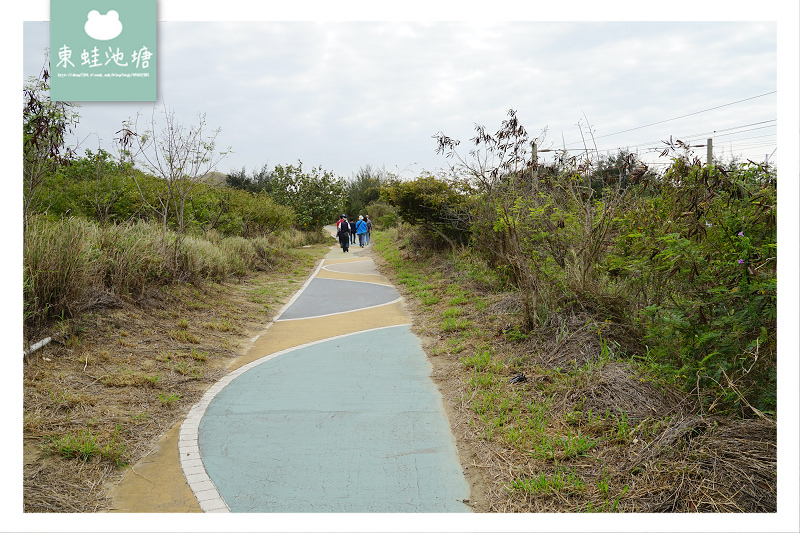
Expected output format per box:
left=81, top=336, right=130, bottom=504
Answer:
left=24, top=337, right=51, bottom=357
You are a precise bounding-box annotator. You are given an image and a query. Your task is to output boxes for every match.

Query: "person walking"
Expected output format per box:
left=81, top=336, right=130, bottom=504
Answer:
left=365, top=215, right=372, bottom=245
left=336, top=214, right=350, bottom=252
left=349, top=217, right=357, bottom=245
left=356, top=215, right=368, bottom=248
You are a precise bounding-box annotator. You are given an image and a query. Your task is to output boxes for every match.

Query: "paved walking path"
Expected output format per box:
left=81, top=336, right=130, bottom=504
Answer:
left=174, top=230, right=470, bottom=512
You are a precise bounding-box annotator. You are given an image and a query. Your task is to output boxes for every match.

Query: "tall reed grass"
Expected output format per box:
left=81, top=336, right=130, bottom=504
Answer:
left=23, top=215, right=322, bottom=325
left=24, top=216, right=95, bottom=322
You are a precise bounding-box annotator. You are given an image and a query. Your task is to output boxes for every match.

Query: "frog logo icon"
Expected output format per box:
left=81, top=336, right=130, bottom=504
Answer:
left=84, top=10, right=123, bottom=41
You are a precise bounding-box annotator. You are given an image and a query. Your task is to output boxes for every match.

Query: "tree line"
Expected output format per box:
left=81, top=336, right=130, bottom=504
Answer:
left=23, top=66, right=776, bottom=415
left=21, top=68, right=392, bottom=332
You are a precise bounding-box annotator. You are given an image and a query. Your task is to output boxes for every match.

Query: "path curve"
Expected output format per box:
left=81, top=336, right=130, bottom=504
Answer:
left=177, top=231, right=471, bottom=512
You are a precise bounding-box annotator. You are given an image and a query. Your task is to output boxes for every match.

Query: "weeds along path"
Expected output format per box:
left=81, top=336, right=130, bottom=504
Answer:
left=112, top=229, right=471, bottom=513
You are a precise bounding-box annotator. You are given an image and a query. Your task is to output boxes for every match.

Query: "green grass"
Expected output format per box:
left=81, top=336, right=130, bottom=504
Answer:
left=47, top=430, right=100, bottom=461
left=508, top=467, right=585, bottom=495
left=441, top=316, right=472, bottom=332
left=445, top=337, right=465, bottom=354
left=189, top=348, right=209, bottom=361
left=157, top=392, right=182, bottom=407
left=559, top=429, right=597, bottom=459
left=442, top=307, right=464, bottom=318
left=419, top=291, right=441, bottom=306
left=45, top=426, right=128, bottom=465
left=584, top=469, right=628, bottom=512
left=447, top=294, right=469, bottom=306
left=462, top=346, right=503, bottom=373
left=370, top=227, right=641, bottom=511
left=102, top=367, right=149, bottom=387
left=167, top=328, right=200, bottom=344
left=172, top=360, right=202, bottom=379
left=611, top=410, right=634, bottom=443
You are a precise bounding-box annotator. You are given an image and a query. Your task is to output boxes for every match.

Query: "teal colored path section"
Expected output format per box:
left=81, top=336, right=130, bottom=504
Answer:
left=197, top=325, right=470, bottom=512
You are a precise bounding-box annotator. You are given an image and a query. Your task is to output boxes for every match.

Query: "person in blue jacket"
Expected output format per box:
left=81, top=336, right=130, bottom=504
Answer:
left=355, top=215, right=369, bottom=247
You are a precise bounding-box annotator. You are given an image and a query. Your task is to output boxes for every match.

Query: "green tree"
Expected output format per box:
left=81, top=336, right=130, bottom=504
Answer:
left=117, top=107, right=230, bottom=237
left=226, top=164, right=274, bottom=193
left=343, top=165, right=385, bottom=217
left=225, top=167, right=254, bottom=192
left=23, top=67, right=79, bottom=235
left=58, top=149, right=142, bottom=224
left=590, top=149, right=656, bottom=196
left=267, top=162, right=345, bottom=230
left=380, top=174, right=471, bottom=248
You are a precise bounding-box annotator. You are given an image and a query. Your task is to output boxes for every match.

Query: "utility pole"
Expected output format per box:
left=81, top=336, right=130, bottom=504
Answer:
left=707, top=138, right=713, bottom=165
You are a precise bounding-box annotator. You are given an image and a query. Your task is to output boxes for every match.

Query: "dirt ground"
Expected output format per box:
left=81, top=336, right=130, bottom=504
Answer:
left=22, top=239, right=778, bottom=516
left=22, top=244, right=331, bottom=512
left=22, top=242, right=492, bottom=513
left=370, top=239, right=778, bottom=515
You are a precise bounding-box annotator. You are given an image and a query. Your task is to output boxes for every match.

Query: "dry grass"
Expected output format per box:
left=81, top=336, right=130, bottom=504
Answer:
left=372, top=228, right=777, bottom=514
left=23, top=217, right=324, bottom=339
left=22, top=243, right=330, bottom=513
left=23, top=223, right=777, bottom=514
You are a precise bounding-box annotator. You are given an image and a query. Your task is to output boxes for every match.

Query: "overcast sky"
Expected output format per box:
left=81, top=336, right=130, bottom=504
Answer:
left=18, top=3, right=796, bottom=181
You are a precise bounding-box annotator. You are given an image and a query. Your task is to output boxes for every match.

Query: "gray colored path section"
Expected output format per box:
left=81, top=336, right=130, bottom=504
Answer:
left=198, top=325, right=470, bottom=512
left=278, top=277, right=400, bottom=320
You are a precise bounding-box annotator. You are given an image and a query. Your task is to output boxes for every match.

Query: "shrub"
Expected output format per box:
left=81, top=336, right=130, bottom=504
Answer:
left=607, top=160, right=777, bottom=414
left=250, top=235, right=283, bottom=268
left=23, top=215, right=317, bottom=329
left=363, top=201, right=398, bottom=229
left=380, top=174, right=472, bottom=248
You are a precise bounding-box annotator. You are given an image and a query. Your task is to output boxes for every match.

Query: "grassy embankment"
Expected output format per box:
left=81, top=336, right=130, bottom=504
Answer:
left=23, top=216, right=332, bottom=512
left=371, top=225, right=776, bottom=513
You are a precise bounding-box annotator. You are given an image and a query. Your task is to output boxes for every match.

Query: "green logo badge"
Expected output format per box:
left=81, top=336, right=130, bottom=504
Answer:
left=50, top=0, right=157, bottom=101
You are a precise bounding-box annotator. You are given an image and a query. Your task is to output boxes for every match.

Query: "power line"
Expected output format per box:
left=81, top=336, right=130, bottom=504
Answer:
left=688, top=124, right=776, bottom=141
left=686, top=118, right=778, bottom=142
left=726, top=133, right=777, bottom=142
left=593, top=91, right=777, bottom=140
left=563, top=91, right=777, bottom=146
left=538, top=117, right=778, bottom=162
left=585, top=119, right=776, bottom=154
left=718, top=132, right=776, bottom=143
left=726, top=140, right=777, bottom=150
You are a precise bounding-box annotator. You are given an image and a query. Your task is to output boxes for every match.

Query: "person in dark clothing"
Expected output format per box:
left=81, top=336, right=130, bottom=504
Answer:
left=336, top=214, right=350, bottom=252
left=349, top=218, right=357, bottom=244
left=365, top=215, right=372, bottom=245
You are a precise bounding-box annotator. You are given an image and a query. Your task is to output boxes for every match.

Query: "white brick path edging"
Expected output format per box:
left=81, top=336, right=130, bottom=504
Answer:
left=178, top=325, right=411, bottom=512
